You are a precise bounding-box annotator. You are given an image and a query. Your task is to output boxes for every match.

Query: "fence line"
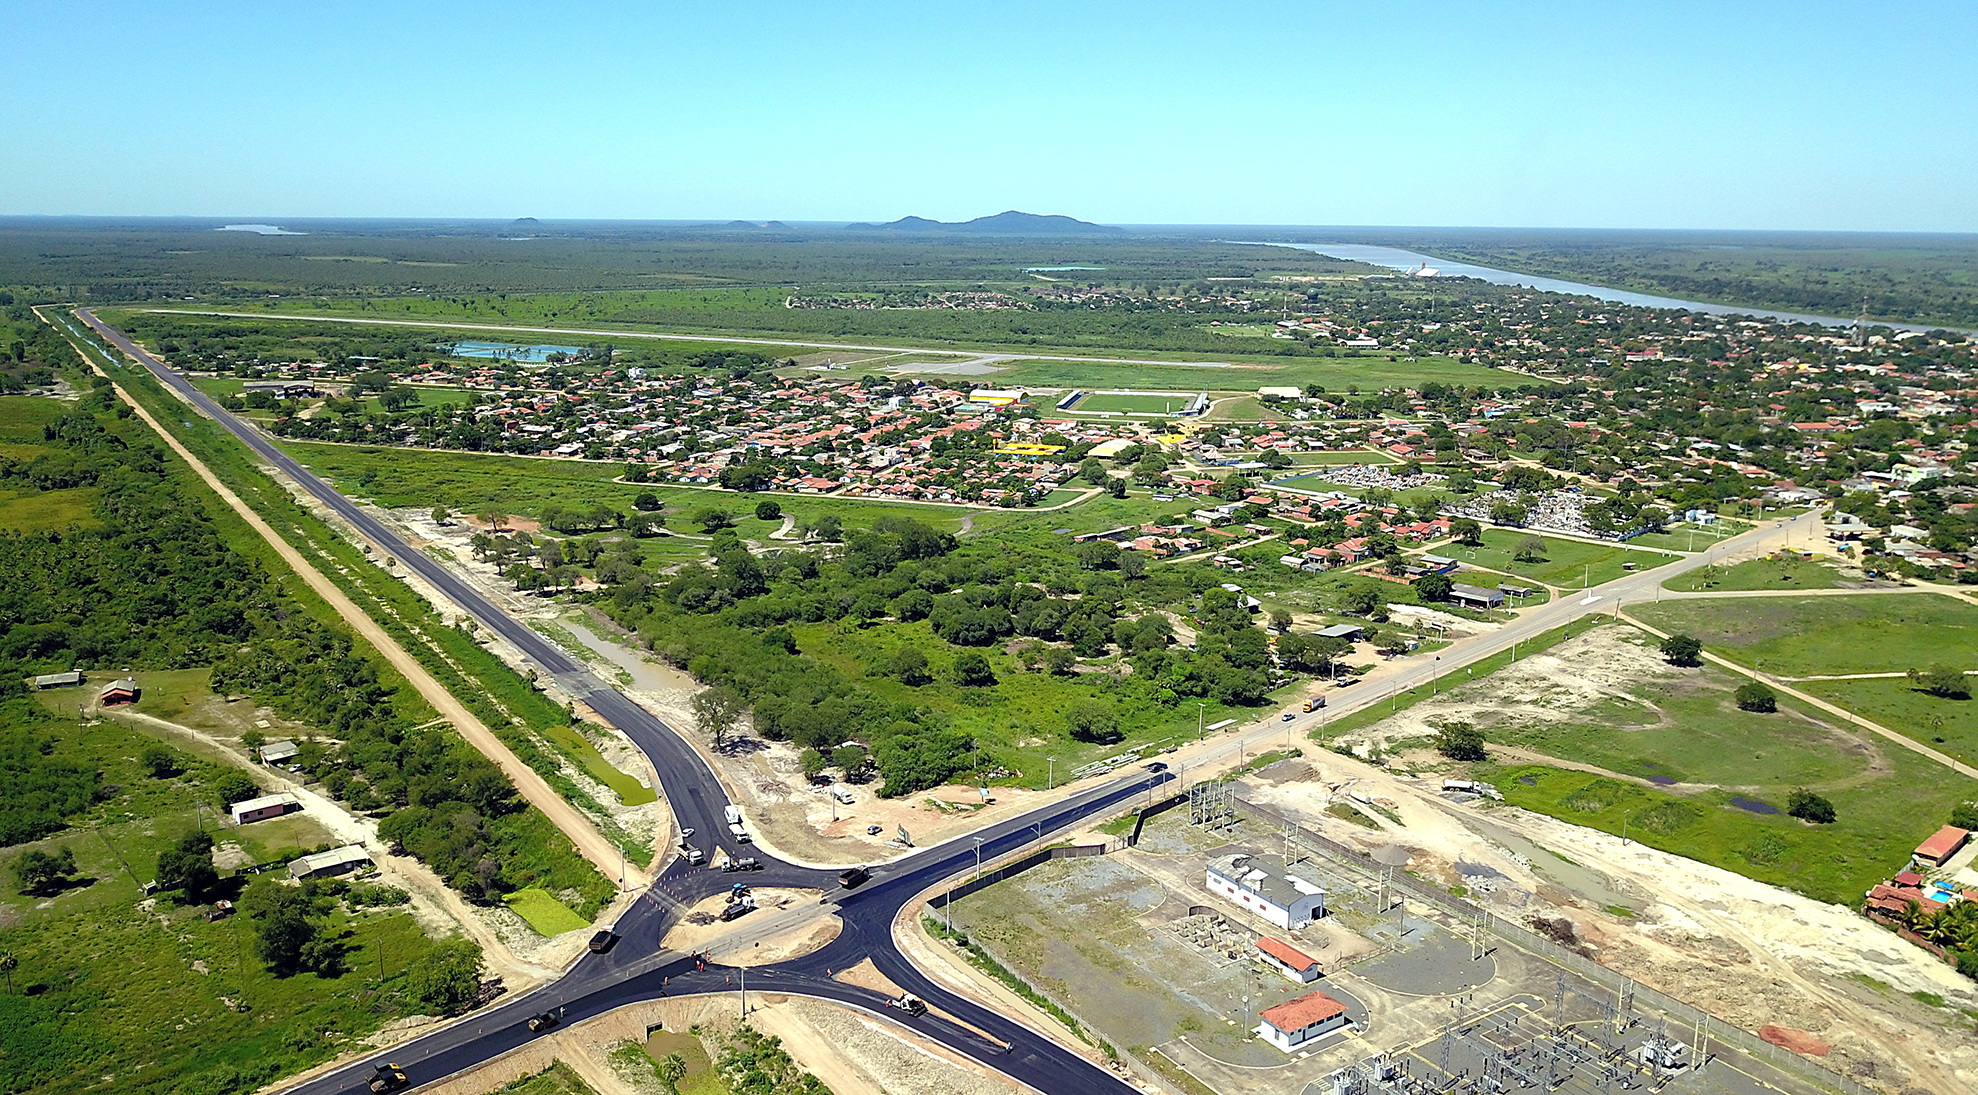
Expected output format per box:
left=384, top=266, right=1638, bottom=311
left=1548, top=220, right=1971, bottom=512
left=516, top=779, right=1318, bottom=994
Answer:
left=1233, top=796, right=1879, bottom=1095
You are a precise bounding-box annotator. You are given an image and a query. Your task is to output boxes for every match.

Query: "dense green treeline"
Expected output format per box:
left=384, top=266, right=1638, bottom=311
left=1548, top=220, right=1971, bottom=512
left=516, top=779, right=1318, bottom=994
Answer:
left=0, top=394, right=603, bottom=910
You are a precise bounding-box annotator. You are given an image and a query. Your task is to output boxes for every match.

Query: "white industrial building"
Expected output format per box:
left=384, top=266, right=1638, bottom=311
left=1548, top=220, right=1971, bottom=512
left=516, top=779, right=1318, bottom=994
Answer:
left=1205, top=853, right=1327, bottom=929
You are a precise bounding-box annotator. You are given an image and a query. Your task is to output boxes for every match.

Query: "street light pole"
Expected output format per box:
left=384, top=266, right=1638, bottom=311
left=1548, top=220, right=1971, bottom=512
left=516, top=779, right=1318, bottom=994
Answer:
left=1048, top=756, right=1054, bottom=790
left=973, top=836, right=985, bottom=882
left=1198, top=703, right=1206, bottom=742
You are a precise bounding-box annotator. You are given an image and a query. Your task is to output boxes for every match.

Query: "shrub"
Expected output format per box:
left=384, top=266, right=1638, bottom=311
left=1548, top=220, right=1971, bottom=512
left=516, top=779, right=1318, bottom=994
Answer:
left=1786, top=788, right=1836, bottom=824
left=1435, top=722, right=1486, bottom=762
left=949, top=651, right=995, bottom=687
left=1733, top=681, right=1777, bottom=713
left=1909, top=664, right=1971, bottom=699
left=140, top=746, right=180, bottom=778
left=1659, top=634, right=1702, bottom=666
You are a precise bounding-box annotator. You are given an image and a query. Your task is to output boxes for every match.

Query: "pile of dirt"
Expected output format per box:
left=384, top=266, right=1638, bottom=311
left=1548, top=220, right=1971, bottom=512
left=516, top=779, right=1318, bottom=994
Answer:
left=1761, top=1024, right=1833, bottom=1057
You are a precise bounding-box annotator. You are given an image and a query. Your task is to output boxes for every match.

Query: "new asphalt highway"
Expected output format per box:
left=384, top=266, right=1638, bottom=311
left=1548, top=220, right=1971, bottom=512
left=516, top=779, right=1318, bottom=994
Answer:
left=75, top=309, right=1160, bottom=1095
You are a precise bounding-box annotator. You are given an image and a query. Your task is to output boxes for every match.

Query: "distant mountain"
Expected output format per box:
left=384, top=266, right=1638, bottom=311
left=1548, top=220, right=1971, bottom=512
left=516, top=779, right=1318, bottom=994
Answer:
left=845, top=211, right=1122, bottom=235
left=511, top=217, right=539, bottom=224
left=716, top=220, right=789, bottom=230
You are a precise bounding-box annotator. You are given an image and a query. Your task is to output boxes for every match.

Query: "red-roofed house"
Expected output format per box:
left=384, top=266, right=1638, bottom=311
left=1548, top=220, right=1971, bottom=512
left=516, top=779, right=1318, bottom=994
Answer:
left=1257, top=988, right=1351, bottom=1051
left=1256, top=937, right=1321, bottom=983
left=1915, top=825, right=1971, bottom=868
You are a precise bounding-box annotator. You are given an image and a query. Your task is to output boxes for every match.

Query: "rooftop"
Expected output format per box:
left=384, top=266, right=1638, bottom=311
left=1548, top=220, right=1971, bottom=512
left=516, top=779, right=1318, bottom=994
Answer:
left=1256, top=936, right=1320, bottom=971
left=1259, top=988, right=1347, bottom=1032
left=1209, top=853, right=1327, bottom=910
left=1917, top=825, right=1971, bottom=858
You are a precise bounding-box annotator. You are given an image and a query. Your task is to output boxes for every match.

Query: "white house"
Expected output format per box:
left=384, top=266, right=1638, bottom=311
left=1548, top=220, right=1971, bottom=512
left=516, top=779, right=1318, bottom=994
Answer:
left=1205, top=853, right=1327, bottom=929
left=1257, top=988, right=1351, bottom=1051
left=230, top=792, right=300, bottom=825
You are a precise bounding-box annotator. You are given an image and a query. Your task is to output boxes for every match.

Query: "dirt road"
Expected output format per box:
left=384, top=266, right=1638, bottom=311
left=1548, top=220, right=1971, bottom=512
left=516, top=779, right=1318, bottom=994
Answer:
left=53, top=315, right=635, bottom=893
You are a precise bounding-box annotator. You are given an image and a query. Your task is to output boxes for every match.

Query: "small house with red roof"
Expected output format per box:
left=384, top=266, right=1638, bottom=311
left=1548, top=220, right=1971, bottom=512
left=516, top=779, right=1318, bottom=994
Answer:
left=1257, top=988, right=1351, bottom=1051
left=1915, top=825, right=1970, bottom=869
left=1256, top=937, right=1322, bottom=983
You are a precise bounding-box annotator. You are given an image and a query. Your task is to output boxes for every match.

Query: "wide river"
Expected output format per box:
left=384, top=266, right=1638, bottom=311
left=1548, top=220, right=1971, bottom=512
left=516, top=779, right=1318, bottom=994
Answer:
left=1246, top=241, right=1955, bottom=333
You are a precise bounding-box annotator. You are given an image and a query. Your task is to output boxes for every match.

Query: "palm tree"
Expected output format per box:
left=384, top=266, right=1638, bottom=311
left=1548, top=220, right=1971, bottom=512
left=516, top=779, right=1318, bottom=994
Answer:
left=0, top=954, right=16, bottom=994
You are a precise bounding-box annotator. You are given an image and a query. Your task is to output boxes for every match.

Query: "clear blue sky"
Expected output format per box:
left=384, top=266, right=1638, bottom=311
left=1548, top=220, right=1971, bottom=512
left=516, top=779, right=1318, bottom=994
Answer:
left=10, top=1, right=1975, bottom=230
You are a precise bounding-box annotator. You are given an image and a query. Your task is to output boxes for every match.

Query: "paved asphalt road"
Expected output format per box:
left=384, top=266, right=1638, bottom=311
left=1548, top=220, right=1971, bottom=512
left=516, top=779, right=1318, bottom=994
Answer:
left=70, top=308, right=1819, bottom=1095
left=75, top=309, right=1155, bottom=1095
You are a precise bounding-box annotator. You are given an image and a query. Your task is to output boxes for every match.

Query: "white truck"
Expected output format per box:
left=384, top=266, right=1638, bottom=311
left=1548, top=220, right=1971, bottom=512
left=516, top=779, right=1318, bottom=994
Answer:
left=724, top=804, right=751, bottom=843
left=830, top=786, right=856, bottom=805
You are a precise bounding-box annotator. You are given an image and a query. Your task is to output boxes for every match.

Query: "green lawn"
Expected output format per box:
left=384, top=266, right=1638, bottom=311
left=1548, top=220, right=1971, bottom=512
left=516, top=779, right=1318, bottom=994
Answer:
left=505, top=887, right=593, bottom=937
left=1631, top=592, right=1978, bottom=676
left=1072, top=392, right=1201, bottom=414
left=1444, top=529, right=1672, bottom=589
left=1658, top=555, right=1851, bottom=592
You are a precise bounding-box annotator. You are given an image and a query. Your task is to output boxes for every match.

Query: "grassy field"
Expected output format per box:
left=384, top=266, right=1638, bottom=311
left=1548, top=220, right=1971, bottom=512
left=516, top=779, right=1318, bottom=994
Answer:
left=985, top=353, right=1520, bottom=392
left=0, top=484, right=102, bottom=532
left=505, top=887, right=593, bottom=937
left=788, top=618, right=1271, bottom=788
left=0, top=393, right=71, bottom=437
left=0, top=397, right=105, bottom=532
left=1346, top=623, right=1971, bottom=905
left=1071, top=392, right=1200, bottom=414
left=1799, top=675, right=1978, bottom=769
left=1625, top=518, right=1753, bottom=553
left=1442, top=529, right=1672, bottom=589
left=0, top=712, right=443, bottom=1095
left=1486, top=742, right=1962, bottom=907
left=277, top=440, right=975, bottom=535
left=1659, top=554, right=1851, bottom=592
left=1631, top=592, right=1978, bottom=676
left=1286, top=449, right=1404, bottom=466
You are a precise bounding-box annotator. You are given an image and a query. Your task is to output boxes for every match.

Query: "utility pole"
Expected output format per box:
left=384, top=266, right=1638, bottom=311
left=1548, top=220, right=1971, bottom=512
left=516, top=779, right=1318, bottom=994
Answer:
left=1197, top=703, right=1206, bottom=742
left=739, top=962, right=747, bottom=1018
left=1048, top=756, right=1054, bottom=790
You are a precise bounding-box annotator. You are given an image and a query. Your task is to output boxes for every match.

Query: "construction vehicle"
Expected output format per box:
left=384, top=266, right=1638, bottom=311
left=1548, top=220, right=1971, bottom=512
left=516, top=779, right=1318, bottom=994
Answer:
left=526, top=1011, right=559, bottom=1032
left=588, top=929, right=619, bottom=954
left=720, top=890, right=758, bottom=921
left=838, top=865, right=870, bottom=888
left=721, top=856, right=761, bottom=872
left=368, top=1063, right=409, bottom=1093
left=887, top=992, right=927, bottom=1017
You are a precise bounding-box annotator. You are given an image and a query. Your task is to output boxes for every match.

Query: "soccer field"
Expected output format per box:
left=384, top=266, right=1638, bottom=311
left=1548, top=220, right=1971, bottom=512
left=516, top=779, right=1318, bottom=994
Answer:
left=1072, top=391, right=1200, bottom=414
